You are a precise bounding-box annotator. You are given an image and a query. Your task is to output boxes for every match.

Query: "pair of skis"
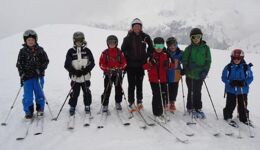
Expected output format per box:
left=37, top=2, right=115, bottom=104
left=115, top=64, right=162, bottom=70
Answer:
left=67, top=112, right=93, bottom=130
left=16, top=114, right=44, bottom=140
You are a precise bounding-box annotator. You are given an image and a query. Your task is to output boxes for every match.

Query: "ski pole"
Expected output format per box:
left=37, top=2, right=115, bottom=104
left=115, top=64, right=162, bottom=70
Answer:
left=203, top=80, right=219, bottom=120
left=240, top=86, right=254, bottom=138
left=180, top=76, right=186, bottom=115
left=1, top=86, right=23, bottom=126
left=37, top=77, right=54, bottom=119
left=53, top=81, right=76, bottom=121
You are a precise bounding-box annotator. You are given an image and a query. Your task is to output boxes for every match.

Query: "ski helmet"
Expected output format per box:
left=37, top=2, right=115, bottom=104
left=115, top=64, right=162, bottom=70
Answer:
left=166, top=37, right=178, bottom=46
left=73, top=31, right=86, bottom=44
left=131, top=18, right=143, bottom=28
left=190, top=28, right=203, bottom=36
left=106, top=35, right=118, bottom=46
left=231, top=49, right=244, bottom=60
left=23, top=29, right=37, bottom=42
left=153, top=37, right=164, bottom=45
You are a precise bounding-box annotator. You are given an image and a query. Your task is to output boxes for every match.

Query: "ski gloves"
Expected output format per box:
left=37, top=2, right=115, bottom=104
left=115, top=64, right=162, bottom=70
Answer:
left=229, top=80, right=246, bottom=87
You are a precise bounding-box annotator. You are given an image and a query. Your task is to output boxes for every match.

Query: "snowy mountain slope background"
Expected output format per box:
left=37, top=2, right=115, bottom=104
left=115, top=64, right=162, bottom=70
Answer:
left=0, top=24, right=259, bottom=150
left=1, top=0, right=260, bottom=53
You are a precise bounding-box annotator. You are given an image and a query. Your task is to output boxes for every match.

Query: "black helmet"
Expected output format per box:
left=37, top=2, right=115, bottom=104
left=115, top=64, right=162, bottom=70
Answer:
left=73, top=31, right=86, bottom=44
left=106, top=35, right=118, bottom=46
left=23, top=29, right=37, bottom=42
left=153, top=37, right=164, bottom=44
left=166, top=37, right=178, bottom=46
left=231, top=49, right=244, bottom=60
left=190, top=28, right=203, bottom=36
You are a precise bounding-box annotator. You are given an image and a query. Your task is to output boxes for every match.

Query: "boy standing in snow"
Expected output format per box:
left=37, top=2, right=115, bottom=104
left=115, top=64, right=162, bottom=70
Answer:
left=143, top=37, right=173, bottom=122
left=64, top=32, right=95, bottom=116
left=121, top=18, right=153, bottom=112
left=165, top=37, right=183, bottom=113
left=16, top=29, right=49, bottom=119
left=222, top=49, right=253, bottom=127
left=182, top=28, right=211, bottom=118
left=99, top=35, right=127, bottom=113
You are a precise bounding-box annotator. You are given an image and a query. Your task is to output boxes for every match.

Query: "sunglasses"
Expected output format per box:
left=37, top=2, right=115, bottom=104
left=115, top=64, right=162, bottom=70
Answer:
left=191, top=34, right=202, bottom=40
left=154, top=44, right=164, bottom=49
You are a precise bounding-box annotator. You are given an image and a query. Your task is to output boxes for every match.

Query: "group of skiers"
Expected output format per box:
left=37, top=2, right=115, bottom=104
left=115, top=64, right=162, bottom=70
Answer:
left=16, top=18, right=254, bottom=126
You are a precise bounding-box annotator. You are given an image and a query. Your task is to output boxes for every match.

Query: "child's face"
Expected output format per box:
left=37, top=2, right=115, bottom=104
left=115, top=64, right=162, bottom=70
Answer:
left=25, top=38, right=36, bottom=47
left=155, top=48, right=163, bottom=53
left=168, top=44, right=177, bottom=52
left=108, top=43, right=116, bottom=48
left=75, top=41, right=82, bottom=47
left=233, top=58, right=241, bottom=64
left=191, top=34, right=202, bottom=45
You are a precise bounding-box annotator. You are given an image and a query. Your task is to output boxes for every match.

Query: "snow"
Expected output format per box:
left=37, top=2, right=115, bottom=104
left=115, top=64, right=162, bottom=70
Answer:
left=0, top=24, right=259, bottom=150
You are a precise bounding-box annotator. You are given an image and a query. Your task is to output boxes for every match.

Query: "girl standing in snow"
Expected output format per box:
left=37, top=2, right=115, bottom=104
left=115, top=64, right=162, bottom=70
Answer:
left=165, top=37, right=183, bottom=113
left=143, top=37, right=174, bottom=122
left=222, top=49, right=253, bottom=126
left=16, top=29, right=49, bottom=119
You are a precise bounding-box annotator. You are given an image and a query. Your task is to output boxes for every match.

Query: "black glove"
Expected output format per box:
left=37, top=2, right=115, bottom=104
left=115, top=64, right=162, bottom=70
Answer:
left=20, top=74, right=25, bottom=87
left=180, top=69, right=185, bottom=75
left=230, top=80, right=245, bottom=87
left=200, top=71, right=208, bottom=80
left=71, top=69, right=83, bottom=77
left=150, top=58, right=157, bottom=65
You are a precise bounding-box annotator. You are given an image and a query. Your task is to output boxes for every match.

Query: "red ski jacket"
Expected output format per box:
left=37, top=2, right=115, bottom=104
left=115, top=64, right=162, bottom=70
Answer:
left=143, top=51, right=174, bottom=83
left=99, top=48, right=127, bottom=73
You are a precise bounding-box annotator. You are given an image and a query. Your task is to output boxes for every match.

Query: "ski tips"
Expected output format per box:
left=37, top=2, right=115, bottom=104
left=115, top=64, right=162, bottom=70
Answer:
left=84, top=124, right=90, bottom=127
left=34, top=133, right=42, bottom=135
left=1, top=123, right=7, bottom=126
left=250, top=135, right=255, bottom=138
left=16, top=137, right=24, bottom=141
left=51, top=118, right=58, bottom=121
left=97, top=126, right=104, bottom=129
left=123, top=123, right=130, bottom=126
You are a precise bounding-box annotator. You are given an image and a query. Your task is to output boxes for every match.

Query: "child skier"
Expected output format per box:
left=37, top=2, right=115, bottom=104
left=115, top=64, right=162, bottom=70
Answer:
left=16, top=29, right=49, bottom=119
left=143, top=37, right=174, bottom=122
left=222, top=49, right=253, bottom=127
left=99, top=35, right=126, bottom=112
left=165, top=37, right=183, bottom=113
left=64, top=32, right=95, bottom=116
left=182, top=28, right=211, bottom=118
left=99, top=35, right=127, bottom=113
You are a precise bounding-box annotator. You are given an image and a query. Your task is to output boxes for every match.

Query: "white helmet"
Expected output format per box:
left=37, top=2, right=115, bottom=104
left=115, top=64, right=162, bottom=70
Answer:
left=131, top=18, right=142, bottom=28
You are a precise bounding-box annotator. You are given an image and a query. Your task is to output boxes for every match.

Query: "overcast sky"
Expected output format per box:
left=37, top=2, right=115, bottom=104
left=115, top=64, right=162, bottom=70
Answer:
left=1, top=0, right=260, bottom=39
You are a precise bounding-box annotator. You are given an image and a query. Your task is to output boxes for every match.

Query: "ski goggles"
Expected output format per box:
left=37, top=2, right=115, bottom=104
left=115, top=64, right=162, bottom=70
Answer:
left=191, top=34, right=202, bottom=40
left=154, top=44, right=164, bottom=49
left=23, top=30, right=37, bottom=37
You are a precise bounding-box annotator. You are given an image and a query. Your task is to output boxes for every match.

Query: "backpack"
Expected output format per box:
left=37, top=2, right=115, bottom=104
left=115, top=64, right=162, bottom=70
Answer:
left=226, top=62, right=253, bottom=79
left=104, top=48, right=122, bottom=64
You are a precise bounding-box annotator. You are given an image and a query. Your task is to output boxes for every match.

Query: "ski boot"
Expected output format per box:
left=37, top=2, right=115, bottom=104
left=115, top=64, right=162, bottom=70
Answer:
left=115, top=103, right=122, bottom=111
left=169, top=102, right=176, bottom=113
left=102, top=106, right=109, bottom=113
left=226, top=119, right=239, bottom=128
left=85, top=106, right=91, bottom=114
left=69, top=107, right=76, bottom=116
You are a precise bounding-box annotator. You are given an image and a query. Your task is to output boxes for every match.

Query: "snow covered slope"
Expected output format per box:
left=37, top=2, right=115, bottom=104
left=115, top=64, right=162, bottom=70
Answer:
left=0, top=24, right=259, bottom=150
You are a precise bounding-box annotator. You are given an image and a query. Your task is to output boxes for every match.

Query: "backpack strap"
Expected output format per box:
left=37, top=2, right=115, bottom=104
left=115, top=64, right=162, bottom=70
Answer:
left=105, top=48, right=122, bottom=65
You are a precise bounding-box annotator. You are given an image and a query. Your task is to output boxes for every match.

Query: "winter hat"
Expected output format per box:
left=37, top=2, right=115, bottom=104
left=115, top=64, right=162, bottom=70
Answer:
left=166, top=37, right=178, bottom=46
left=231, top=49, right=244, bottom=60
left=131, top=18, right=143, bottom=28
left=23, top=29, right=37, bottom=42
left=153, top=37, right=164, bottom=44
left=190, top=28, right=203, bottom=36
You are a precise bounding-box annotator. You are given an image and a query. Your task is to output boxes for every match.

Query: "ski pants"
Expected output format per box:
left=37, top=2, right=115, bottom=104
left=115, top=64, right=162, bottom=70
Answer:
left=68, top=80, right=92, bottom=108
left=223, top=93, right=249, bottom=122
left=101, top=74, right=123, bottom=106
left=150, top=82, right=167, bottom=116
left=168, top=82, right=179, bottom=102
left=186, top=77, right=203, bottom=111
left=126, top=67, right=144, bottom=105
left=23, top=77, right=45, bottom=115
